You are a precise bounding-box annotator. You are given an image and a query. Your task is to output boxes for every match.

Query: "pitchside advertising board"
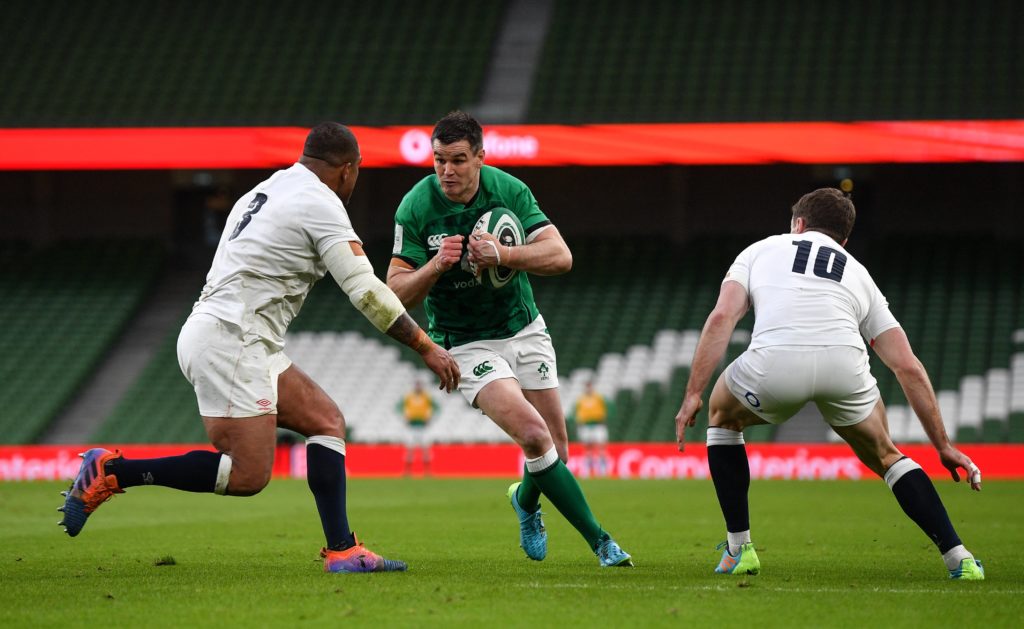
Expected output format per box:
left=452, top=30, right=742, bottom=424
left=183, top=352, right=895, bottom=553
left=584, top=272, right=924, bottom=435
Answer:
left=2, top=121, right=1024, bottom=170
left=2, top=444, right=1022, bottom=482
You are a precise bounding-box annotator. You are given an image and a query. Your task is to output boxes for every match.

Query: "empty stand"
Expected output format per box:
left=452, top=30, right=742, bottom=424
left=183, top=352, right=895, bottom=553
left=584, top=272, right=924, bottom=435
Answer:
left=1, top=1, right=502, bottom=127
left=0, top=241, right=162, bottom=443
left=93, top=307, right=206, bottom=444
left=866, top=236, right=1022, bottom=444
left=530, top=0, right=1022, bottom=123
left=77, top=234, right=1023, bottom=445
left=3, top=1, right=1019, bottom=127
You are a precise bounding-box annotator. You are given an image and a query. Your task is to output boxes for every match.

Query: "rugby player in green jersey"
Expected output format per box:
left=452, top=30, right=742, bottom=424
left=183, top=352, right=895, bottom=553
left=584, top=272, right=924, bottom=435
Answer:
left=387, top=111, right=632, bottom=567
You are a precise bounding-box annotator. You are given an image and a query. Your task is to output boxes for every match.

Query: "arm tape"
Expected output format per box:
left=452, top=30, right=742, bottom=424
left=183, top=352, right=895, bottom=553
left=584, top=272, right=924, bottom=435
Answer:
left=323, top=242, right=406, bottom=333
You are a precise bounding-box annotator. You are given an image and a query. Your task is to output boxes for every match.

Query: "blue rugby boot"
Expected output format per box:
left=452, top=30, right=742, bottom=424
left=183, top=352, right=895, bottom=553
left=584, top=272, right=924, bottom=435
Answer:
left=714, top=541, right=760, bottom=575
left=594, top=533, right=633, bottom=567
left=507, top=482, right=547, bottom=560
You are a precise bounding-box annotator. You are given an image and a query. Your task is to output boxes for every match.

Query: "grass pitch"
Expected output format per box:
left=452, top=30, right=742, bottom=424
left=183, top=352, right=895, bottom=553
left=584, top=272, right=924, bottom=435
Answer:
left=1, top=478, right=1020, bottom=628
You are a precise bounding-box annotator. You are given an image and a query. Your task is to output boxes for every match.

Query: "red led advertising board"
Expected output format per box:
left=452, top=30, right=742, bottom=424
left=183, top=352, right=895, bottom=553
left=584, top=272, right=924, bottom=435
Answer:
left=1, top=120, right=1022, bottom=170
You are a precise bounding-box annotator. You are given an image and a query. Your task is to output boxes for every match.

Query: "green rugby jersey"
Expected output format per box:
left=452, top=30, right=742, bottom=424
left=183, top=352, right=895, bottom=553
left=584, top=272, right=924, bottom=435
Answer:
left=393, top=165, right=552, bottom=347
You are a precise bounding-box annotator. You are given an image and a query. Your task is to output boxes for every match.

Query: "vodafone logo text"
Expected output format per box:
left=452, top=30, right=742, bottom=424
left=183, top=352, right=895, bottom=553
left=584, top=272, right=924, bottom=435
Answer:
left=399, top=128, right=540, bottom=164
left=483, top=131, right=538, bottom=160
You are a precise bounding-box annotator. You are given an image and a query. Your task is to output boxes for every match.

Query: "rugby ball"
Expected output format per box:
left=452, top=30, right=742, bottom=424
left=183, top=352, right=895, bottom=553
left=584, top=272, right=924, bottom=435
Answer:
left=471, top=207, right=524, bottom=289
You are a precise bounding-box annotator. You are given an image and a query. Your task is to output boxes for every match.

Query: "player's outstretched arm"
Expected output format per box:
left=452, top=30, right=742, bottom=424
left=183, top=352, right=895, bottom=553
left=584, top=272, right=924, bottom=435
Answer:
left=387, top=235, right=464, bottom=309
left=468, top=226, right=572, bottom=276
left=873, top=327, right=981, bottom=490
left=324, top=241, right=460, bottom=392
left=384, top=313, right=460, bottom=393
left=675, top=281, right=749, bottom=451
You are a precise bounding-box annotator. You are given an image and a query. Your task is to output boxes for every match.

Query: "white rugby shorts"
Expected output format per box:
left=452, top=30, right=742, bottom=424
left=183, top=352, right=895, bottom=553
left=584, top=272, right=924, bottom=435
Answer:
left=578, top=423, right=609, bottom=445
left=450, top=315, right=559, bottom=406
left=177, top=313, right=292, bottom=418
left=724, top=345, right=879, bottom=427
left=404, top=424, right=431, bottom=449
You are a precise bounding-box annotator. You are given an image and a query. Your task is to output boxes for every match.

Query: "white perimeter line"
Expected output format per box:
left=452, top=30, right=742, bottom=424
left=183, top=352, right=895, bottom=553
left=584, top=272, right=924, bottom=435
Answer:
left=515, top=582, right=1019, bottom=595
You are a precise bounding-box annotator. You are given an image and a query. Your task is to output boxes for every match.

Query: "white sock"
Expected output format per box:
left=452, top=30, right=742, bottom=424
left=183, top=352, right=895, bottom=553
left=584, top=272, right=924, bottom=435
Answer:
left=214, top=454, right=232, bottom=495
left=727, top=530, right=751, bottom=555
left=942, top=544, right=973, bottom=571
left=307, top=435, right=346, bottom=456
left=525, top=446, right=559, bottom=474
left=707, top=427, right=745, bottom=446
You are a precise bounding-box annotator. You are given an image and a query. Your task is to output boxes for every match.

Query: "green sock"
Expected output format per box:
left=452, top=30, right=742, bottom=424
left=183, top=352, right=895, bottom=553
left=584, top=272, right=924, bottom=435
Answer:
left=517, top=465, right=542, bottom=512
left=530, top=459, right=605, bottom=548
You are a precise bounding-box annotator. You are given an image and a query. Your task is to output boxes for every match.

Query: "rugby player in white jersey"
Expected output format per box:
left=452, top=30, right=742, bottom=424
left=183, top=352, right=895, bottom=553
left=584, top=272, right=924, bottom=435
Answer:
left=675, top=188, right=984, bottom=580
left=59, top=123, right=460, bottom=574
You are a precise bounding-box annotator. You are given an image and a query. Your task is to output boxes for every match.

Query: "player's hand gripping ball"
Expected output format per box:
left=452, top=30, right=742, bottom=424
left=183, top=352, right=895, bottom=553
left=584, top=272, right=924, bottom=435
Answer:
left=466, top=208, right=524, bottom=289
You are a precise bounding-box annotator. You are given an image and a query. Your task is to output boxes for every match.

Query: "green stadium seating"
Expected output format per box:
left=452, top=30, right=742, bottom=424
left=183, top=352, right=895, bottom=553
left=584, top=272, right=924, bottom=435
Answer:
left=530, top=0, right=1023, bottom=123
left=3, top=1, right=1019, bottom=126
left=1, top=0, right=502, bottom=127
left=95, top=241, right=431, bottom=444
left=864, top=236, right=1023, bottom=443
left=93, top=306, right=203, bottom=444
left=0, top=240, right=162, bottom=443
left=86, top=234, right=1022, bottom=444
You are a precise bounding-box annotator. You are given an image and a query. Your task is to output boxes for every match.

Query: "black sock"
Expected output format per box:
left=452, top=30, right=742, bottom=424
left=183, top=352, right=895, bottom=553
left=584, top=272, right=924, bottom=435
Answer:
left=106, top=451, right=222, bottom=492
left=708, top=444, right=750, bottom=533
left=307, top=442, right=355, bottom=551
left=890, top=467, right=962, bottom=553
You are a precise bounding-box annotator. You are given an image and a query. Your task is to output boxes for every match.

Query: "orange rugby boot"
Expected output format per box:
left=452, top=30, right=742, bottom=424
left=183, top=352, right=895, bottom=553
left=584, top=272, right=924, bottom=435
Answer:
left=58, top=448, right=124, bottom=537
left=321, top=534, right=408, bottom=573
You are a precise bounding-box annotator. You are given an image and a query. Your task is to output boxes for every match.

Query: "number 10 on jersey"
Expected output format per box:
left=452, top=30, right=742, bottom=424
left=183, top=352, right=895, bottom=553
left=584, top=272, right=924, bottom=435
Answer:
left=791, top=240, right=847, bottom=282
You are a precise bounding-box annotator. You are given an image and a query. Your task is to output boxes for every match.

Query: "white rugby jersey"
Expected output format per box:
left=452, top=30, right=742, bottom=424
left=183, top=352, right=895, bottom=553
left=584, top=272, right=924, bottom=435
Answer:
left=192, top=163, right=360, bottom=348
left=724, top=230, right=899, bottom=350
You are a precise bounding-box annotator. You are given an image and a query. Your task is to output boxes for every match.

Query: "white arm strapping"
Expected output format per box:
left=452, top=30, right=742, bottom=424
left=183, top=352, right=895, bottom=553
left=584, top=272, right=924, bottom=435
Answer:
left=323, top=242, right=406, bottom=333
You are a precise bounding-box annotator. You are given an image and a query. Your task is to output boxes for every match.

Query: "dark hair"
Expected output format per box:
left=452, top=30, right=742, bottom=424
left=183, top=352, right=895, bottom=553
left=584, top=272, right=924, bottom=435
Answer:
left=303, top=122, right=359, bottom=166
left=791, top=188, right=856, bottom=243
left=431, top=110, right=483, bottom=153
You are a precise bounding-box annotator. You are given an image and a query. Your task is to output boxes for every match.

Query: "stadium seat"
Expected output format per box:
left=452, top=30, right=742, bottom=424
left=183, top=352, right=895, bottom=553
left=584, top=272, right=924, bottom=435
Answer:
left=0, top=240, right=162, bottom=444
left=84, top=235, right=1022, bottom=445
left=1009, top=333, right=1024, bottom=441
left=529, top=0, right=1021, bottom=123
left=1, top=1, right=503, bottom=127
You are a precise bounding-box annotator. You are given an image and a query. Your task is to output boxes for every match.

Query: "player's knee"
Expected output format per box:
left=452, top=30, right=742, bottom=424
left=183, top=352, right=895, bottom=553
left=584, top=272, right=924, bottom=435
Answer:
left=709, top=408, right=745, bottom=432
left=326, top=407, right=346, bottom=437
left=310, top=406, right=346, bottom=438
left=880, top=451, right=904, bottom=471
left=227, top=464, right=272, bottom=496
left=844, top=445, right=889, bottom=478
left=861, top=451, right=900, bottom=478
left=546, top=430, right=569, bottom=461
left=230, top=476, right=270, bottom=496
left=518, top=422, right=553, bottom=454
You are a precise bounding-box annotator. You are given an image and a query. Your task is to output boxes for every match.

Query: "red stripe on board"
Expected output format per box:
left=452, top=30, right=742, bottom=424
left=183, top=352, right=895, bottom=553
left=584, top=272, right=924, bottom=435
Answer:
left=1, top=121, right=1023, bottom=170
left=2, top=443, right=1021, bottom=481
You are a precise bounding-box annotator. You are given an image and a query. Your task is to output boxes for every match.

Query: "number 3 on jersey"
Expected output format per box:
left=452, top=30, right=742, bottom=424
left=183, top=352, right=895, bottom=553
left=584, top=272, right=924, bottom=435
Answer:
left=791, top=240, right=847, bottom=282
left=229, top=193, right=269, bottom=241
